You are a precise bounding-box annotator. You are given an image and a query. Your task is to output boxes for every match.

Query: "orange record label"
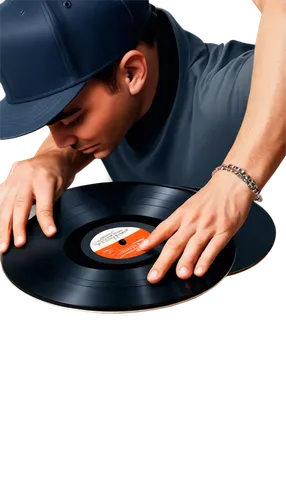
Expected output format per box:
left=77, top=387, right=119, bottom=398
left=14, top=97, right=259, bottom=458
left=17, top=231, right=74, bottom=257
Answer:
left=90, top=226, right=151, bottom=259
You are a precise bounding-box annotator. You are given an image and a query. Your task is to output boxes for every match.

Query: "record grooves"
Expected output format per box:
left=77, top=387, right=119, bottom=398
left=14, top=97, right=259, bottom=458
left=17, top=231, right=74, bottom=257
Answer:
left=0, top=182, right=275, bottom=312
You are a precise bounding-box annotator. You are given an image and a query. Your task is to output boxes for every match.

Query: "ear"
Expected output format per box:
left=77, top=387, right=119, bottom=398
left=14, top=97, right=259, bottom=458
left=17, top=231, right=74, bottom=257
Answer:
left=119, top=50, right=148, bottom=95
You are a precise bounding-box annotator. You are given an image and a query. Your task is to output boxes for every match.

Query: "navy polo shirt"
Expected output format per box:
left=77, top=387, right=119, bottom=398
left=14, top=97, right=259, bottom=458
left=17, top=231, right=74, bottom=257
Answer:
left=102, top=6, right=256, bottom=189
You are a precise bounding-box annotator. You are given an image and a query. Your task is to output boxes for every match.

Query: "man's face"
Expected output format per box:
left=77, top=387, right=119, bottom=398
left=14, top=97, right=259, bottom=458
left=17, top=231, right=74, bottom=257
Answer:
left=47, top=49, right=149, bottom=159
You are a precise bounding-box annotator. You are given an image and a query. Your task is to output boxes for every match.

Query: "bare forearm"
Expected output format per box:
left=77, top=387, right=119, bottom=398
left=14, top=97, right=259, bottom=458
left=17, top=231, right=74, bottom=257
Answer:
left=35, top=133, right=95, bottom=174
left=223, top=1, right=286, bottom=192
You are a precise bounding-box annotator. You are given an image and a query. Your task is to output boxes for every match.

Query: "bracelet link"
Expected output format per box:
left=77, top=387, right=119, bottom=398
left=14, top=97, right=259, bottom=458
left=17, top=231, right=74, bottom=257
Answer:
left=211, top=163, right=263, bottom=202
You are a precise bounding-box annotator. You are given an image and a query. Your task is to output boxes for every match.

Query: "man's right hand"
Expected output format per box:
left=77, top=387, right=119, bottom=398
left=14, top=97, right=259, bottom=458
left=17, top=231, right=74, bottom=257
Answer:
left=0, top=152, right=77, bottom=254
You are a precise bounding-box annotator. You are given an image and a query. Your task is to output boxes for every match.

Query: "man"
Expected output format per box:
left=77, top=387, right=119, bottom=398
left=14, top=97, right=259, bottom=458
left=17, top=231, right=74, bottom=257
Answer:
left=0, top=0, right=285, bottom=284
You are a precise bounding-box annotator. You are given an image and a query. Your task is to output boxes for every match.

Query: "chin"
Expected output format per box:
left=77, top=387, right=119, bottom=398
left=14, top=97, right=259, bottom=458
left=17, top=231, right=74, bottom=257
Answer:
left=93, top=149, right=112, bottom=159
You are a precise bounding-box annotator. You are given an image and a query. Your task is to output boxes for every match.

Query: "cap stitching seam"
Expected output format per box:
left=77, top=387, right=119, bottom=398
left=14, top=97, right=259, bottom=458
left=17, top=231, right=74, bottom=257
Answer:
left=118, top=1, right=135, bottom=31
left=41, top=1, right=75, bottom=79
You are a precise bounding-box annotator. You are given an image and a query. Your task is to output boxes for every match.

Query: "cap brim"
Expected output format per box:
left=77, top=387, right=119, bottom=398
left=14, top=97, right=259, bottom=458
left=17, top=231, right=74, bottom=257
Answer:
left=0, top=81, right=87, bottom=140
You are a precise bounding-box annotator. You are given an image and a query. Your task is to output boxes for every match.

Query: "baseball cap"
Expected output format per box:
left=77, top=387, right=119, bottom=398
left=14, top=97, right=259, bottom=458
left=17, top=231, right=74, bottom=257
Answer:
left=0, top=0, right=153, bottom=140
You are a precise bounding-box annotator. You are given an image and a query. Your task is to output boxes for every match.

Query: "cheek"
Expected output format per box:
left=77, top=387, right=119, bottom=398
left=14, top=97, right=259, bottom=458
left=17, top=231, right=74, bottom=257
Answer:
left=85, top=93, right=128, bottom=139
left=99, top=103, right=123, bottom=136
left=88, top=102, right=115, bottom=134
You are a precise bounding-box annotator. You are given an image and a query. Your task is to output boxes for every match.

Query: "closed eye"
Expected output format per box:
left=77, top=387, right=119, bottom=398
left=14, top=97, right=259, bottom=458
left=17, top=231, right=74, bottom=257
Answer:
left=66, top=115, right=82, bottom=127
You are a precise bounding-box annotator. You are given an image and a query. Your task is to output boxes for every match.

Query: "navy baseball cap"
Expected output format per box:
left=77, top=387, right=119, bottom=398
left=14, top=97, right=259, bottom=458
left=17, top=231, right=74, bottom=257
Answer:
left=0, top=0, right=153, bottom=140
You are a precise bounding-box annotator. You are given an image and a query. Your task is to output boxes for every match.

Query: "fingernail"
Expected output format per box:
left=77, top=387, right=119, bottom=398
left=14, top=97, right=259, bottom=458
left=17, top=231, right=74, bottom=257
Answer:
left=195, top=266, right=203, bottom=275
left=48, top=225, right=56, bottom=234
left=17, top=236, right=24, bottom=245
left=139, top=239, right=149, bottom=249
left=148, top=269, right=158, bottom=280
left=0, top=242, right=6, bottom=252
left=179, top=266, right=189, bottom=277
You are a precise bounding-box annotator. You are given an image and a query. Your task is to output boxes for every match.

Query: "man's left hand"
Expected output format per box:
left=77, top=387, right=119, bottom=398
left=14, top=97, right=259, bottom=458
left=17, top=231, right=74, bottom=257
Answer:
left=138, top=170, right=256, bottom=283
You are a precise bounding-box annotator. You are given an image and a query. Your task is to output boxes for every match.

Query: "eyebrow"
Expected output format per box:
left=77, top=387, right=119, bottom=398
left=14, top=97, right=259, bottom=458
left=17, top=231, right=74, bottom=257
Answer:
left=46, top=107, right=81, bottom=125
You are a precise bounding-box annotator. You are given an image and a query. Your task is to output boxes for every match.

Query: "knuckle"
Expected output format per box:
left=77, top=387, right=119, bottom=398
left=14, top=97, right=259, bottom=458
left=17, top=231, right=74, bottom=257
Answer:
left=215, top=221, right=232, bottom=237
left=13, top=220, right=23, bottom=230
left=148, top=229, right=158, bottom=241
left=147, top=229, right=160, bottom=244
left=165, top=236, right=184, bottom=249
left=156, top=216, right=172, bottom=230
left=195, top=227, right=212, bottom=244
left=36, top=169, right=54, bottom=184
left=148, top=231, right=156, bottom=241
left=9, top=160, right=23, bottom=170
left=37, top=207, right=53, bottom=217
left=38, top=168, right=55, bottom=182
left=14, top=198, right=26, bottom=209
left=7, top=160, right=23, bottom=181
left=179, top=250, right=197, bottom=265
left=9, top=161, right=21, bottom=176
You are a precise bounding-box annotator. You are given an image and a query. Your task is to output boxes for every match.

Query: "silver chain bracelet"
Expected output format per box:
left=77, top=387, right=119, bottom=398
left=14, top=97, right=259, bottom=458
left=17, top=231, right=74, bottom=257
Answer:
left=211, top=163, right=263, bottom=202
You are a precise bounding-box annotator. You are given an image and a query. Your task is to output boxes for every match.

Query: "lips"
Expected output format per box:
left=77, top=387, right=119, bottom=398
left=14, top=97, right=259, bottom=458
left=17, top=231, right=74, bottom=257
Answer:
left=81, top=144, right=98, bottom=153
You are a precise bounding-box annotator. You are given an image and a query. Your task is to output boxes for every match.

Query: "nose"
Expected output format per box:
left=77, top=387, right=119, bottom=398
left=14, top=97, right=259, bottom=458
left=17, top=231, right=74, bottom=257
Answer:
left=48, top=125, right=78, bottom=150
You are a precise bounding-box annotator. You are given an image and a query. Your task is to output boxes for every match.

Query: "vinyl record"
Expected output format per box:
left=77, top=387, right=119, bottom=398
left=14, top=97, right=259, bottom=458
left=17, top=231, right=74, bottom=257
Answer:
left=226, top=201, right=276, bottom=275
left=1, top=182, right=236, bottom=313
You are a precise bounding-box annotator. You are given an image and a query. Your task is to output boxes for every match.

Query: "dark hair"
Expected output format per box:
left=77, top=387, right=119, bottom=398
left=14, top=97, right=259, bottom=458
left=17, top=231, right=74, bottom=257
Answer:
left=46, top=9, right=159, bottom=126
left=90, top=8, right=159, bottom=94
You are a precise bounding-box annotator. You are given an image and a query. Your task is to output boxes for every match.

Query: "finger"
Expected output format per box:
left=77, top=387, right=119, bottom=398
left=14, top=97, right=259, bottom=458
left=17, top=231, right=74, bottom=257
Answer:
left=0, top=198, right=14, bottom=254
left=175, top=229, right=213, bottom=279
left=35, top=179, right=57, bottom=237
left=147, top=229, right=194, bottom=283
left=138, top=210, right=182, bottom=251
left=0, top=180, right=9, bottom=206
left=193, top=232, right=232, bottom=277
left=12, top=187, right=35, bottom=247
